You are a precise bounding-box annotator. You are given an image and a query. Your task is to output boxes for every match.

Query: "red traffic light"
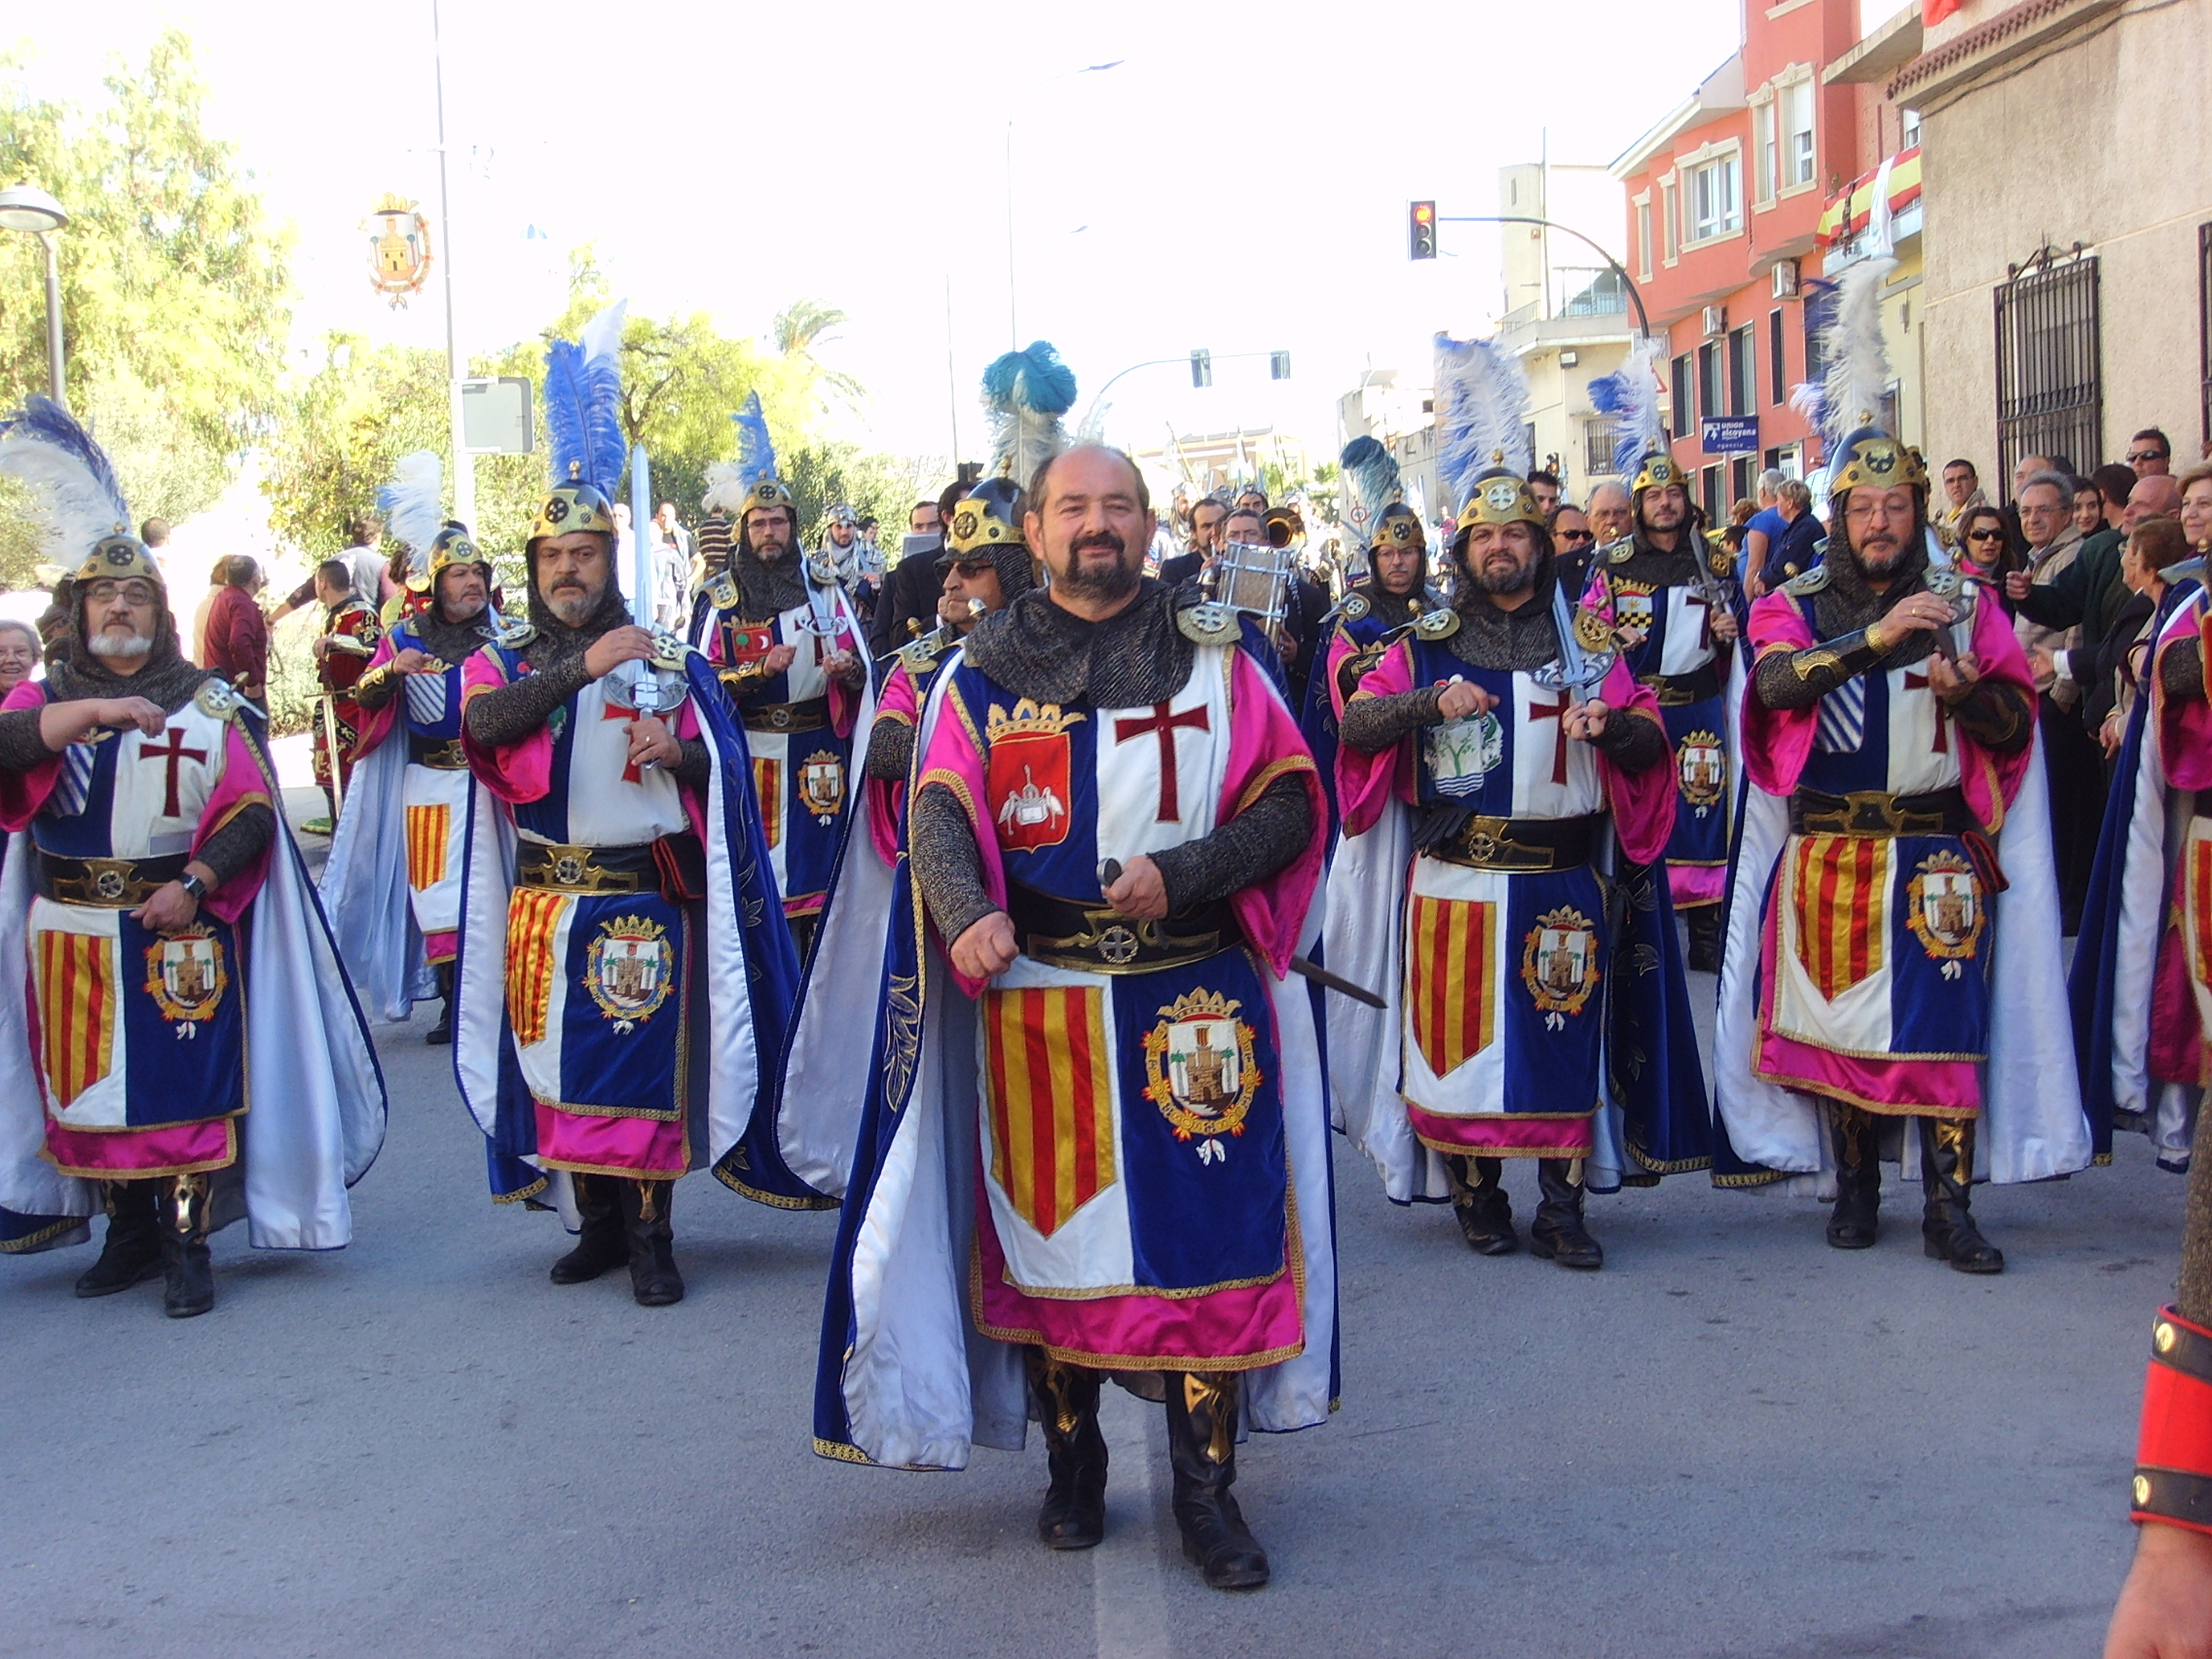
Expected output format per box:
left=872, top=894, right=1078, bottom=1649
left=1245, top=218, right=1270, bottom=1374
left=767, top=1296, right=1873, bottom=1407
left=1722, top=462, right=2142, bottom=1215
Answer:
left=1409, top=201, right=1438, bottom=260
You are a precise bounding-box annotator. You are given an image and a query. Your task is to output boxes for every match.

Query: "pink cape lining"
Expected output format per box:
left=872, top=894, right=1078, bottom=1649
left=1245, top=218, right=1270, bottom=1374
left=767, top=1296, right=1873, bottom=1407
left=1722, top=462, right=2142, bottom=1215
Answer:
left=1741, top=582, right=2036, bottom=823
left=533, top=1102, right=688, bottom=1175
left=459, top=648, right=706, bottom=840
left=346, top=634, right=404, bottom=758
left=0, top=681, right=271, bottom=924
left=1404, top=1104, right=1596, bottom=1154
left=919, top=644, right=1325, bottom=999
left=45, top=1116, right=234, bottom=1175
left=865, top=659, right=920, bottom=863
left=2156, top=604, right=2212, bottom=791
left=1334, top=638, right=1677, bottom=863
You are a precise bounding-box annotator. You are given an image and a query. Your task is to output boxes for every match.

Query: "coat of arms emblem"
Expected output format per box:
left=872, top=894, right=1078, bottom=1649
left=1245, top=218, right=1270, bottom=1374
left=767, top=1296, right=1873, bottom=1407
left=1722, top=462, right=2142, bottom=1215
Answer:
left=361, top=193, right=432, bottom=310
left=1521, top=906, right=1601, bottom=1028
left=1906, top=851, right=1983, bottom=977
left=583, top=915, right=673, bottom=1033
left=798, top=751, right=846, bottom=825
left=1677, top=729, right=1725, bottom=812
left=1612, top=585, right=1657, bottom=643
left=1424, top=711, right=1503, bottom=798
left=1141, top=988, right=1261, bottom=1164
left=143, top=926, right=228, bottom=1037
left=986, top=698, right=1086, bottom=853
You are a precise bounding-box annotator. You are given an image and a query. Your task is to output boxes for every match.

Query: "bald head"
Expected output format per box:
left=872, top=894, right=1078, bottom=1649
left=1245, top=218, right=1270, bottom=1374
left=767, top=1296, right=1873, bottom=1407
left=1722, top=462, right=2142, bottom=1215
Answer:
left=1587, top=481, right=1632, bottom=544
left=1029, top=443, right=1151, bottom=516
left=2126, top=472, right=2183, bottom=529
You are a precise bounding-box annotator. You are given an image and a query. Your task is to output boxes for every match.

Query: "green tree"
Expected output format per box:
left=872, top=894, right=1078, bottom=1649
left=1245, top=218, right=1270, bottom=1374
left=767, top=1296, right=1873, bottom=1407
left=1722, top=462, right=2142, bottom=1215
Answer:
left=773, top=298, right=865, bottom=416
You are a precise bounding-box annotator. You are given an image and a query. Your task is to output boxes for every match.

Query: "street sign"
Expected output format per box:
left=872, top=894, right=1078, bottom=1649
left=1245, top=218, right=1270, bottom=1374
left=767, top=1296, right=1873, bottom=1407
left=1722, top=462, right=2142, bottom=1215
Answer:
left=1701, top=415, right=1759, bottom=455
left=461, top=377, right=535, bottom=455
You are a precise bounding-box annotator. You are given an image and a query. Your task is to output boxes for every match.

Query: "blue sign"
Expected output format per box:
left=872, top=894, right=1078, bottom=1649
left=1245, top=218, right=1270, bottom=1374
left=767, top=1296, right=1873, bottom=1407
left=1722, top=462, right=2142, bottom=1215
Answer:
left=1702, top=416, right=1760, bottom=455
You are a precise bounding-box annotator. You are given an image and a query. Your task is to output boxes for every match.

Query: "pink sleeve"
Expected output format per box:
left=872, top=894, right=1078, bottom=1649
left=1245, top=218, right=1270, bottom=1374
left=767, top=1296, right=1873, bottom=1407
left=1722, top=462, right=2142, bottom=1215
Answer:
left=195, top=723, right=275, bottom=921
left=912, top=682, right=1003, bottom=1000
left=348, top=635, right=403, bottom=757
left=2157, top=598, right=2212, bottom=791
left=1957, top=587, right=2039, bottom=824
left=1221, top=650, right=1325, bottom=977
left=866, top=663, right=919, bottom=862
left=1596, top=660, right=1677, bottom=864
left=0, top=681, right=58, bottom=831
left=1322, top=627, right=1359, bottom=718
left=1740, top=589, right=1821, bottom=797
left=1335, top=640, right=1418, bottom=837
left=829, top=604, right=864, bottom=739
left=460, top=647, right=553, bottom=805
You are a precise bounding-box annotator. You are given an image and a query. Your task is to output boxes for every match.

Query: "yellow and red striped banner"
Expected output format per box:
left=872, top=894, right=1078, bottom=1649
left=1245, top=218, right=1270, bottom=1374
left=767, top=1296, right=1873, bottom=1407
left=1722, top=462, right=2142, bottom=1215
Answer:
left=37, top=931, right=115, bottom=1108
left=754, top=758, right=782, bottom=850
left=1791, top=834, right=1889, bottom=1000
left=405, top=803, right=451, bottom=891
left=2191, top=837, right=2212, bottom=989
left=504, top=889, right=566, bottom=1048
left=982, top=985, right=1117, bottom=1238
left=1408, top=895, right=1496, bottom=1078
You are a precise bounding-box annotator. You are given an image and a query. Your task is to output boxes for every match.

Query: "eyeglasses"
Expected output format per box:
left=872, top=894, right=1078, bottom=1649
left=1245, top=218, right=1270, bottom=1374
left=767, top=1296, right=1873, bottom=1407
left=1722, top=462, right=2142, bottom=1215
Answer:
left=1966, top=530, right=2006, bottom=543
left=2129, top=450, right=2168, bottom=464
left=1557, top=530, right=1595, bottom=544
left=84, top=580, right=156, bottom=605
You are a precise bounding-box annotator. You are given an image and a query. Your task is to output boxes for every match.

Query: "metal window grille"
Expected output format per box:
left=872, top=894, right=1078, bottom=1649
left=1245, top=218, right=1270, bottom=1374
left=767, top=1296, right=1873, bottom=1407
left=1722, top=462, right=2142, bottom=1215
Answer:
left=1994, top=252, right=2101, bottom=498
left=1769, top=309, right=1787, bottom=406
left=2199, top=223, right=2212, bottom=452
left=1582, top=417, right=1613, bottom=477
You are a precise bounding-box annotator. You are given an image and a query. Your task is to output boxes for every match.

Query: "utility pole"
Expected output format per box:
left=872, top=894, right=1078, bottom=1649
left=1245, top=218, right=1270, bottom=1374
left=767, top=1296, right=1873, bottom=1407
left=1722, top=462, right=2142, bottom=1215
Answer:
left=432, top=0, right=475, bottom=526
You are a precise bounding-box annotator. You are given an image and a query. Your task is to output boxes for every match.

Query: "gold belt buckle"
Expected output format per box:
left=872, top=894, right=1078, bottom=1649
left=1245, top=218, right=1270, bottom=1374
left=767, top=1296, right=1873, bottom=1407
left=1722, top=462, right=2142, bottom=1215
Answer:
left=526, top=844, right=637, bottom=894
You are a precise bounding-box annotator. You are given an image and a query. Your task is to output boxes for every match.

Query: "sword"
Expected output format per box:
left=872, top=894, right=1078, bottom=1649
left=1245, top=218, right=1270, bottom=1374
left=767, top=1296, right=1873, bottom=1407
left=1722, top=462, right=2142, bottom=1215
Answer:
left=317, top=692, right=345, bottom=822
left=1097, top=859, right=1384, bottom=1009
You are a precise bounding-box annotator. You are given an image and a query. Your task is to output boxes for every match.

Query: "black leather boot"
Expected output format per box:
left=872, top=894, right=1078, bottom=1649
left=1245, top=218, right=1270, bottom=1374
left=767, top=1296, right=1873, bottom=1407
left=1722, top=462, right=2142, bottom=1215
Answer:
left=1028, top=1348, right=1107, bottom=1549
left=1164, top=1372, right=1269, bottom=1590
left=75, top=1179, right=162, bottom=1297
left=617, top=1178, right=684, bottom=1306
left=1920, top=1117, right=2004, bottom=1273
left=1684, top=903, right=1723, bottom=974
left=157, top=1172, right=214, bottom=1318
left=549, top=1173, right=630, bottom=1284
left=1826, top=1102, right=1881, bottom=1249
left=425, top=963, right=454, bottom=1046
left=1529, top=1159, right=1604, bottom=1270
left=1445, top=1155, right=1518, bottom=1255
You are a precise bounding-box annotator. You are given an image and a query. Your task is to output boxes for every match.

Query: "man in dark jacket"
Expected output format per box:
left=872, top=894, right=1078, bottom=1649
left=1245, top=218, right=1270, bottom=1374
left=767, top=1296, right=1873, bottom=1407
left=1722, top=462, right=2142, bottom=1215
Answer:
left=2012, top=471, right=2180, bottom=737
left=868, top=488, right=964, bottom=659
left=202, top=557, right=269, bottom=704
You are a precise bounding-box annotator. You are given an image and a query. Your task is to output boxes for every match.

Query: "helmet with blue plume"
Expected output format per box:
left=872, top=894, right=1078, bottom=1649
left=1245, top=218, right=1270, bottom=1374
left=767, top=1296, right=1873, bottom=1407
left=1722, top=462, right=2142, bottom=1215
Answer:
left=532, top=301, right=627, bottom=545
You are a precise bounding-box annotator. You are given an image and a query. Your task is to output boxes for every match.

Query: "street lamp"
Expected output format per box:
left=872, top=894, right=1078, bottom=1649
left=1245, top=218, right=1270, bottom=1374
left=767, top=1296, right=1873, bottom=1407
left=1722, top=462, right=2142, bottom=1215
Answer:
left=1006, top=61, right=1123, bottom=348
left=0, top=183, right=68, bottom=405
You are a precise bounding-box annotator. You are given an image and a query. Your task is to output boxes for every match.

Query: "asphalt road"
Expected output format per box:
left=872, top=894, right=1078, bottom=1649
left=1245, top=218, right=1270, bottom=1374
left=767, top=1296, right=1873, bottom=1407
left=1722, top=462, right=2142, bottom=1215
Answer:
left=0, top=957, right=2183, bottom=1659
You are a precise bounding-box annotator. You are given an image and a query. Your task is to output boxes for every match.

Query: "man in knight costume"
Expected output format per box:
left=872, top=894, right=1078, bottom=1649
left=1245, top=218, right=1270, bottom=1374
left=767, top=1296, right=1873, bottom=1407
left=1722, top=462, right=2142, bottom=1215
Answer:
left=1329, top=457, right=1706, bottom=1268
left=815, top=445, right=1335, bottom=1592
left=1712, top=422, right=2090, bottom=1267
left=0, top=398, right=386, bottom=1313
left=451, top=311, right=807, bottom=1307
left=692, top=397, right=868, bottom=960
left=321, top=450, right=500, bottom=1042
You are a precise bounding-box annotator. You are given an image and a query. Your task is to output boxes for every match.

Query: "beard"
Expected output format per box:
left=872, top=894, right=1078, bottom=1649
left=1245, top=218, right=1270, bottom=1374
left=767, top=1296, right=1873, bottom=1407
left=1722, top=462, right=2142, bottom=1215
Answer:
left=1054, top=532, right=1141, bottom=602
left=440, top=591, right=488, bottom=623
left=88, top=628, right=152, bottom=660
left=1464, top=549, right=1538, bottom=596
left=544, top=579, right=601, bottom=626
left=1850, top=529, right=1911, bottom=578
left=750, top=536, right=791, bottom=562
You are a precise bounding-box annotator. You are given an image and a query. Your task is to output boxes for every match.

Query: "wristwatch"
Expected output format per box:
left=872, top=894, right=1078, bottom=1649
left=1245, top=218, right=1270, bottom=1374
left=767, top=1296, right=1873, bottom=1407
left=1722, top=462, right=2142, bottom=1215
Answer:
left=178, top=871, right=208, bottom=903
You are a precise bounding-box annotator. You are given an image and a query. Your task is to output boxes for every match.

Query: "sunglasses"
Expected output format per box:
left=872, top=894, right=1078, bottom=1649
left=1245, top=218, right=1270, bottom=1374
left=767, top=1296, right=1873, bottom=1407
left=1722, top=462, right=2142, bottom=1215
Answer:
left=1966, top=529, right=2006, bottom=543
left=2129, top=451, right=2168, bottom=463
left=1557, top=530, right=1595, bottom=544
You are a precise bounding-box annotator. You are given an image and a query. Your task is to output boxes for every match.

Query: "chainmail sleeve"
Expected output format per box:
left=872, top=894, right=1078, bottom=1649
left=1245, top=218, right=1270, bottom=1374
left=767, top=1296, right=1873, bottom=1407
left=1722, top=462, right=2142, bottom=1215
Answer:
left=1751, top=630, right=1888, bottom=711
left=1338, top=685, right=1446, bottom=754
left=0, top=708, right=51, bottom=771
left=866, top=717, right=915, bottom=782
left=463, top=653, right=593, bottom=749
left=1148, top=772, right=1313, bottom=911
left=1948, top=679, right=2035, bottom=756
left=909, top=780, right=996, bottom=945
left=1592, top=707, right=1668, bottom=773
left=672, top=737, right=711, bottom=789
left=2161, top=633, right=2206, bottom=704
left=198, top=801, right=275, bottom=889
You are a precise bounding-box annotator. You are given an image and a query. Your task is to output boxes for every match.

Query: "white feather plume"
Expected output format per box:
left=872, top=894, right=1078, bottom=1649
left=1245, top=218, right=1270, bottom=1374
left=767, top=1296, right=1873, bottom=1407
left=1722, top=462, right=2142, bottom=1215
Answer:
left=0, top=397, right=133, bottom=562
left=701, top=460, right=749, bottom=517
left=1434, top=332, right=1532, bottom=510
left=1790, top=254, right=1898, bottom=454
left=378, top=450, right=444, bottom=568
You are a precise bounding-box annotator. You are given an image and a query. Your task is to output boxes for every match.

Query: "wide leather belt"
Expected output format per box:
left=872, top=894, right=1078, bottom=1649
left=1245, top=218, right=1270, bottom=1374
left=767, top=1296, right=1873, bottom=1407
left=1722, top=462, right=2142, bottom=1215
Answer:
left=1639, top=663, right=1721, bottom=706
left=1006, top=883, right=1239, bottom=975
left=1421, top=813, right=1598, bottom=872
left=1789, top=786, right=1975, bottom=838
left=742, top=697, right=829, bottom=734
left=516, top=840, right=653, bottom=895
left=408, top=734, right=469, bottom=769
left=39, top=851, right=189, bottom=907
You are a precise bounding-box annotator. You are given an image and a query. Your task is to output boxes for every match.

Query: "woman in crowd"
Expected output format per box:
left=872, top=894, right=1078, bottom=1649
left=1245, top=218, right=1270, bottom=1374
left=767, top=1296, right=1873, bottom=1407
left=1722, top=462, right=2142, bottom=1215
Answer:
left=0, top=619, right=41, bottom=693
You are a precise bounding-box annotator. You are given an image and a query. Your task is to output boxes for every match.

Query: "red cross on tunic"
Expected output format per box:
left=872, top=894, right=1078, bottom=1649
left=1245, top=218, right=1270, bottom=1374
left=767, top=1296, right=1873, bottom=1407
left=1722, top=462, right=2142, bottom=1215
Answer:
left=601, top=699, right=647, bottom=784
left=1902, top=671, right=1951, bottom=753
left=141, top=726, right=207, bottom=817
left=1113, top=701, right=1211, bottom=822
left=1526, top=690, right=1571, bottom=785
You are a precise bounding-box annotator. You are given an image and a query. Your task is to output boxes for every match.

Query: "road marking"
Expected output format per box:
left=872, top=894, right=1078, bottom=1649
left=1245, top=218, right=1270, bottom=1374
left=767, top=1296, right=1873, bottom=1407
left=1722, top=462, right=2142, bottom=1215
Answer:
left=1092, top=1385, right=1171, bottom=1659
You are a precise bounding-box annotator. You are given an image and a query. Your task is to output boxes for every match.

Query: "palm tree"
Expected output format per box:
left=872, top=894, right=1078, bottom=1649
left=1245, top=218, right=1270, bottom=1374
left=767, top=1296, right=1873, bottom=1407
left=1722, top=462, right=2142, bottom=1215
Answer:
left=773, top=298, right=865, bottom=413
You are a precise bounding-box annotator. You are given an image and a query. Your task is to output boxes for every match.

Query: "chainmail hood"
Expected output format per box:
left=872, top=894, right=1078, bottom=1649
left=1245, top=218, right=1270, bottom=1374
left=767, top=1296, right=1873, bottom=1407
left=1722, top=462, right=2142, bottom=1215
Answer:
left=48, top=584, right=210, bottom=712
left=1806, top=510, right=1943, bottom=670
left=958, top=578, right=1195, bottom=707
left=1443, top=551, right=1567, bottom=674
left=518, top=545, right=634, bottom=670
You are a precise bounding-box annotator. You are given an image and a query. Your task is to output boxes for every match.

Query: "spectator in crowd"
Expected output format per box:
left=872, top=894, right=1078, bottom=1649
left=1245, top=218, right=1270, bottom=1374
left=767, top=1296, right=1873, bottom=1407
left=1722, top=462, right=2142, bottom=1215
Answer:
left=203, top=554, right=270, bottom=704
left=2090, top=461, right=2138, bottom=533
left=1527, top=469, right=1562, bottom=517
left=1160, top=496, right=1229, bottom=588
left=1934, top=458, right=1986, bottom=541
left=2127, top=427, right=2172, bottom=477
left=2180, top=460, right=2212, bottom=555
left=274, top=511, right=389, bottom=627
left=857, top=515, right=881, bottom=561
left=1956, top=503, right=2018, bottom=602
left=1586, top=480, right=1633, bottom=547
left=187, top=562, right=226, bottom=667
left=1752, top=479, right=1822, bottom=592
left=1551, top=502, right=1596, bottom=596
left=2071, top=476, right=2108, bottom=539
left=138, top=517, right=170, bottom=552
left=0, top=619, right=40, bottom=694
left=2009, top=469, right=2101, bottom=929
left=1727, top=498, right=1756, bottom=529
left=652, top=501, right=692, bottom=630
left=1743, top=468, right=1787, bottom=574
left=869, top=484, right=965, bottom=657
left=2073, top=513, right=2192, bottom=758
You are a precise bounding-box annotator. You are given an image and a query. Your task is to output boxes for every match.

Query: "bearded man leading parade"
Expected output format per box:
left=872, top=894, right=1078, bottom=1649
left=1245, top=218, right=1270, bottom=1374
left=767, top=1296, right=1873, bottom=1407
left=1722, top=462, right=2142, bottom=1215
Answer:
left=450, top=309, right=806, bottom=1305
left=816, top=444, right=1335, bottom=1593
left=693, top=396, right=868, bottom=960
left=1712, top=420, right=2090, bottom=1266
left=322, top=450, right=501, bottom=1042
left=0, top=399, right=385, bottom=1313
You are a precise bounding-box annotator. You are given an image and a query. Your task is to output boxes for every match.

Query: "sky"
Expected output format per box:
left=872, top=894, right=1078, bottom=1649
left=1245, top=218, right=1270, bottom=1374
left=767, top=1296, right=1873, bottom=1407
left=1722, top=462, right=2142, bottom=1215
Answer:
left=5, top=0, right=1765, bottom=470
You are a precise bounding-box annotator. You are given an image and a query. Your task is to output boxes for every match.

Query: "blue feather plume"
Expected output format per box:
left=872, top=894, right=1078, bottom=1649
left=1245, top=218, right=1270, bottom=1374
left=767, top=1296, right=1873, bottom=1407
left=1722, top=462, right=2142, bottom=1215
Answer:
left=0, top=394, right=133, bottom=559
left=542, top=300, right=628, bottom=492
left=1338, top=435, right=1401, bottom=548
left=983, top=341, right=1078, bottom=487
left=733, top=391, right=777, bottom=489
left=1586, top=333, right=1666, bottom=481
left=1433, top=332, right=1531, bottom=511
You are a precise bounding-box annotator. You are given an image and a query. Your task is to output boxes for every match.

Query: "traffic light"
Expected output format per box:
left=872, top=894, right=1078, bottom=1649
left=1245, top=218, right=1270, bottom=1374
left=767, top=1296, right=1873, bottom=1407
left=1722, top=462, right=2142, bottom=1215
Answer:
left=1269, top=350, right=1291, bottom=381
left=1190, top=349, right=1212, bottom=387
left=1409, top=200, right=1437, bottom=260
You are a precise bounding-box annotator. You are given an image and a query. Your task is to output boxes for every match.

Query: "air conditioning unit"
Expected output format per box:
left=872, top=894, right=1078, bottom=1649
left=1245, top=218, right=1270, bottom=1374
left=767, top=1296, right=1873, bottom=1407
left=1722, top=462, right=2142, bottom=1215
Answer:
left=1702, top=305, right=1726, bottom=338
left=1771, top=259, right=1800, bottom=299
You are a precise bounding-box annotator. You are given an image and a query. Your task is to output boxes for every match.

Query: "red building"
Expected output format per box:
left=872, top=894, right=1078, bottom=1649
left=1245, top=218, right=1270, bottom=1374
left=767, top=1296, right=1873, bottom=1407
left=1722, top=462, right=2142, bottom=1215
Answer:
left=1609, top=0, right=1870, bottom=520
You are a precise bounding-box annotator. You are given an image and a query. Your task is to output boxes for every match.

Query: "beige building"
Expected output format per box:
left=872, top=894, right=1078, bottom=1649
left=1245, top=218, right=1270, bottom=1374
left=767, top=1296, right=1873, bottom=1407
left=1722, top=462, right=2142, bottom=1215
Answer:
left=1898, top=0, right=2212, bottom=486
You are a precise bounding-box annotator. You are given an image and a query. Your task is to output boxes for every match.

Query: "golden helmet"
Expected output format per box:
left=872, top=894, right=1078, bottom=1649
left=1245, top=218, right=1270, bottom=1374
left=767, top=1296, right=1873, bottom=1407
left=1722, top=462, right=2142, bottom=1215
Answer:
left=530, top=464, right=618, bottom=545
left=948, top=477, right=1024, bottom=556
left=742, top=477, right=797, bottom=520
left=1631, top=450, right=1689, bottom=498
left=1826, top=424, right=1929, bottom=498
left=1371, top=502, right=1426, bottom=553
left=409, top=522, right=489, bottom=593
left=73, top=535, right=164, bottom=589
left=1455, top=460, right=1545, bottom=533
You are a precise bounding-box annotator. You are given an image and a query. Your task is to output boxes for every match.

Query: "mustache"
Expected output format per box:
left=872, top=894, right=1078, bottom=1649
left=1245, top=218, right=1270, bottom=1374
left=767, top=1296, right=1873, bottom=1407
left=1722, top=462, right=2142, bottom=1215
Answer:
left=1072, top=531, right=1125, bottom=558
